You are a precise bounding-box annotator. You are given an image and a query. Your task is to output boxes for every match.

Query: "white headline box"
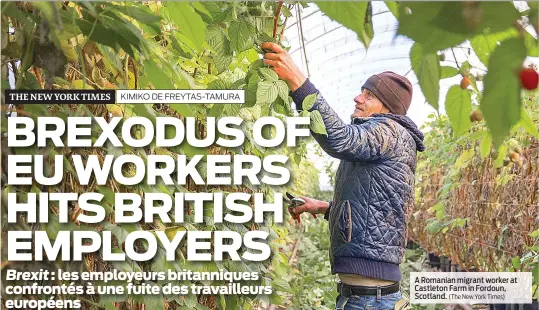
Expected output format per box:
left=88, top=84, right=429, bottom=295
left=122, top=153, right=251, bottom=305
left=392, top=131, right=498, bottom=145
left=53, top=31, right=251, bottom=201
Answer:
left=410, top=272, right=532, bottom=304
left=116, top=90, right=245, bottom=104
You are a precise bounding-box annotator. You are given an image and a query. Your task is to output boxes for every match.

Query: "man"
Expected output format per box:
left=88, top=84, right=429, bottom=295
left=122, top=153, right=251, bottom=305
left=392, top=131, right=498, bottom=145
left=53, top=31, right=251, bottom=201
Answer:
left=262, top=42, right=425, bottom=310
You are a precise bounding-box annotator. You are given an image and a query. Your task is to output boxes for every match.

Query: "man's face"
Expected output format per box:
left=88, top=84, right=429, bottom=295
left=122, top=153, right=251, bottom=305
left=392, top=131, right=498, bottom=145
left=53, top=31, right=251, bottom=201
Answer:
left=352, top=89, right=387, bottom=118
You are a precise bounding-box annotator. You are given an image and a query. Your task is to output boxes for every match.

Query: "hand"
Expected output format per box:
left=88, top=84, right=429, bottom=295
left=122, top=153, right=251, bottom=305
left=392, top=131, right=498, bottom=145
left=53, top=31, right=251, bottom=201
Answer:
left=290, top=196, right=329, bottom=216
left=261, top=42, right=307, bottom=91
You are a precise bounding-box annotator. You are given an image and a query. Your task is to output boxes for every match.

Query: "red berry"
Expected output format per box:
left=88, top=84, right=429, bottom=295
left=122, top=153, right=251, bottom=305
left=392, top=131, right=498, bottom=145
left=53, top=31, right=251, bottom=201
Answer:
left=460, top=77, right=471, bottom=89
left=519, top=68, right=539, bottom=90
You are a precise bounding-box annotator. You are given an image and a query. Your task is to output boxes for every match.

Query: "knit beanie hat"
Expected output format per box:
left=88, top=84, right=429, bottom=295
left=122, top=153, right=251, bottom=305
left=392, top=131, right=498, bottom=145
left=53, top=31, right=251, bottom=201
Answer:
left=361, top=71, right=413, bottom=116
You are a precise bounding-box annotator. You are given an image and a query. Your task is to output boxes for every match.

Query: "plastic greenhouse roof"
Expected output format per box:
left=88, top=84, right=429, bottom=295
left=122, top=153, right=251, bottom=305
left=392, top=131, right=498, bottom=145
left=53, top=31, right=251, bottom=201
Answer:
left=284, top=2, right=437, bottom=128
left=284, top=1, right=537, bottom=189
left=285, top=2, right=536, bottom=128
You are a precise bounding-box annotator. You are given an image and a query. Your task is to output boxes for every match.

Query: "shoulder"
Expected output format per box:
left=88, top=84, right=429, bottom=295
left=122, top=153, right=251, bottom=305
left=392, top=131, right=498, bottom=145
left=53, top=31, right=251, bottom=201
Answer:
left=352, top=116, right=403, bottom=137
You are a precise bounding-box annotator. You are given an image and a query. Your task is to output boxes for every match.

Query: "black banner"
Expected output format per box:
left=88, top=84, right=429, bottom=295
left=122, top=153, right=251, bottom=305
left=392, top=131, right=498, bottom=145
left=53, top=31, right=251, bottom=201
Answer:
left=5, top=90, right=115, bottom=105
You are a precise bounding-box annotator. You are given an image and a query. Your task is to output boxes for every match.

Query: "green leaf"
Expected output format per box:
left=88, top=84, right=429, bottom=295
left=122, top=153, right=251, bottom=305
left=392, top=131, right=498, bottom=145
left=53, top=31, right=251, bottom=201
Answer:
left=19, top=23, right=35, bottom=73
left=454, top=149, right=475, bottom=169
left=170, top=104, right=194, bottom=117
left=223, top=104, right=241, bottom=117
left=207, top=26, right=231, bottom=55
left=525, top=31, right=538, bottom=58
left=432, top=2, right=519, bottom=35
left=246, top=59, right=265, bottom=81
left=2, top=42, right=22, bottom=59
left=529, top=229, right=539, bottom=238
left=518, top=108, right=539, bottom=139
left=440, top=66, right=460, bottom=79
left=206, top=26, right=233, bottom=72
left=177, top=142, right=209, bottom=159
left=397, top=2, right=468, bottom=52
left=33, top=3, right=59, bottom=29
left=360, top=3, right=374, bottom=48
left=219, top=295, right=226, bottom=310
left=184, top=293, right=198, bottom=308
left=111, top=4, right=161, bottom=35
left=493, top=144, right=508, bottom=168
left=166, top=2, right=206, bottom=51
left=228, top=20, right=254, bottom=53
left=245, top=73, right=261, bottom=107
left=101, top=12, right=145, bottom=54
left=19, top=72, right=40, bottom=90
left=410, top=43, right=440, bottom=109
left=192, top=2, right=212, bottom=19
left=317, top=2, right=371, bottom=48
left=470, top=29, right=517, bottom=67
left=195, top=304, right=211, bottom=310
left=208, top=78, right=230, bottom=90
left=281, top=5, right=292, bottom=18
left=142, top=284, right=166, bottom=310
left=511, top=257, right=522, bottom=270
left=209, top=104, right=225, bottom=118
left=256, top=80, right=278, bottom=105
left=132, top=104, right=157, bottom=123
left=254, top=16, right=274, bottom=36
left=425, top=220, right=444, bottom=234
left=199, top=2, right=230, bottom=24
left=103, top=222, right=129, bottom=245
left=302, top=93, right=318, bottom=111
left=259, top=68, right=278, bottom=81
left=97, top=44, right=123, bottom=72
left=497, top=225, right=509, bottom=248
left=269, top=291, right=284, bottom=305
left=430, top=203, right=445, bottom=220
left=445, top=85, right=472, bottom=138
left=276, top=80, right=289, bottom=102
left=76, top=19, right=135, bottom=57
left=460, top=61, right=472, bottom=77
left=310, top=110, right=327, bottom=136
left=479, top=131, right=492, bottom=159
left=2, top=2, right=34, bottom=26
left=480, top=38, right=526, bottom=147
left=272, top=279, right=292, bottom=293
left=385, top=1, right=399, bottom=19
left=144, top=59, right=173, bottom=89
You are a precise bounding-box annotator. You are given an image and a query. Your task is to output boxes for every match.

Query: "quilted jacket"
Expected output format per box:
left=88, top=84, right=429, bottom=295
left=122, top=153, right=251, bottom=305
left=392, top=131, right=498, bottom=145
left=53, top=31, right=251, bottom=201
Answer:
left=291, top=80, right=425, bottom=282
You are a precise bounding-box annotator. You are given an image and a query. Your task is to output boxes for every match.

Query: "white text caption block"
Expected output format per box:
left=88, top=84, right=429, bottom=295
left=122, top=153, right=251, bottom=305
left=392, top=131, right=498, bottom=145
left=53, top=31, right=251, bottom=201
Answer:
left=410, top=272, right=532, bottom=304
left=116, top=90, right=245, bottom=104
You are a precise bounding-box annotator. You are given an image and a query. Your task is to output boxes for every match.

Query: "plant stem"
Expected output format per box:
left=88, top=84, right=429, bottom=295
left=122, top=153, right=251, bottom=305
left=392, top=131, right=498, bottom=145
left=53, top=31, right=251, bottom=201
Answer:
left=297, top=5, right=310, bottom=77
left=279, top=4, right=294, bottom=41
left=129, top=56, right=138, bottom=89
left=451, top=47, right=461, bottom=70
left=273, top=0, right=284, bottom=39
left=68, top=64, right=101, bottom=88
left=124, top=55, right=129, bottom=88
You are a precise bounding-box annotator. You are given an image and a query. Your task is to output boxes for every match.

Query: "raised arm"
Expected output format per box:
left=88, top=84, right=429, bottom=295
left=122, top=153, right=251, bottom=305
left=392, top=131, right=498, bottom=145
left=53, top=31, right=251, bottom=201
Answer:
left=290, top=80, right=397, bottom=161
left=262, top=42, right=397, bottom=162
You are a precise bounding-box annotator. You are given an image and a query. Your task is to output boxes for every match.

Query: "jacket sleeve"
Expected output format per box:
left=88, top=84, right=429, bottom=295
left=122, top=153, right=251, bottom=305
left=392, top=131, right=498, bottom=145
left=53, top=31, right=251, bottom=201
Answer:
left=291, top=79, right=397, bottom=162
left=324, top=201, right=332, bottom=221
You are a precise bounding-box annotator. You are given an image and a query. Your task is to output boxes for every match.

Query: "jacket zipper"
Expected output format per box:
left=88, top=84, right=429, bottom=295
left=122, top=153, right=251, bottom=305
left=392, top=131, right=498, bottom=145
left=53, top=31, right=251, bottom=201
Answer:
left=346, top=200, right=352, bottom=242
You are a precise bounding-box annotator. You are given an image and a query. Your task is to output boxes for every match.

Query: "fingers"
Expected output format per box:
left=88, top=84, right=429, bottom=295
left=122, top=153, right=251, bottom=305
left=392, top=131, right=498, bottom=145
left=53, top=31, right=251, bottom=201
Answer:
left=263, top=59, right=278, bottom=67
left=291, top=205, right=308, bottom=214
left=261, top=42, right=285, bottom=53
left=264, top=52, right=280, bottom=60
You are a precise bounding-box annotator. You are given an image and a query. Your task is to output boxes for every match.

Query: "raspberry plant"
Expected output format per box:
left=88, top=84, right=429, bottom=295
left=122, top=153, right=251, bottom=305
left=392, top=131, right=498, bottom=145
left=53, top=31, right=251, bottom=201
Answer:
left=2, top=1, right=539, bottom=308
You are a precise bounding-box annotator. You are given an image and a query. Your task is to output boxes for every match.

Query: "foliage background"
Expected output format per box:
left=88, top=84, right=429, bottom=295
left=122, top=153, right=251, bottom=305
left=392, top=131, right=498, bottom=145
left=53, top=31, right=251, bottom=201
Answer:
left=1, top=1, right=538, bottom=309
